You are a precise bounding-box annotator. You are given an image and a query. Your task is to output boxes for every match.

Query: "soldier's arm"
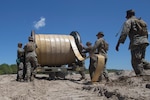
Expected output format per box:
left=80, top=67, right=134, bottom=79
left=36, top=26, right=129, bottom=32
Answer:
left=92, top=40, right=100, bottom=51
left=82, top=47, right=91, bottom=53
left=116, top=21, right=130, bottom=51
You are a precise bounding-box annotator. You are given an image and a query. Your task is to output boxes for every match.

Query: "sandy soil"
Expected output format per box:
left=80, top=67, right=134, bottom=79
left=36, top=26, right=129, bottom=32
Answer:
left=0, top=70, right=150, bottom=100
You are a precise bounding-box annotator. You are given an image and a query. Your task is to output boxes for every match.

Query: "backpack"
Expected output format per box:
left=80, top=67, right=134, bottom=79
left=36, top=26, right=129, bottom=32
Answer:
left=134, top=18, right=148, bottom=35
left=103, top=40, right=109, bottom=51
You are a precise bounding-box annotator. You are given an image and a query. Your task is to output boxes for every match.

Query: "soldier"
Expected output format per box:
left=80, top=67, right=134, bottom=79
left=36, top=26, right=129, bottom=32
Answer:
left=77, top=59, right=86, bottom=80
left=83, top=42, right=94, bottom=80
left=24, top=37, right=39, bottom=82
left=92, top=32, right=110, bottom=82
left=69, top=31, right=86, bottom=80
left=78, top=43, right=87, bottom=80
left=16, top=43, right=24, bottom=82
left=116, top=9, right=150, bottom=76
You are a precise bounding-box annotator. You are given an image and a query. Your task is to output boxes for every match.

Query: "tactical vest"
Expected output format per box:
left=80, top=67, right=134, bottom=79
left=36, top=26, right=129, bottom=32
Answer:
left=26, top=42, right=35, bottom=52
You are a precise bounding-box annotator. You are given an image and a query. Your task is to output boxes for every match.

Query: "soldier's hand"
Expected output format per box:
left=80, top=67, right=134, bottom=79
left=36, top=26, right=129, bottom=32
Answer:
left=115, top=43, right=120, bottom=51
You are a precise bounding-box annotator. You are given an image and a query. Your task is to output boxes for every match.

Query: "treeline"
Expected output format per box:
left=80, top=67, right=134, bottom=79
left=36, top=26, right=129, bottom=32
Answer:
left=0, top=64, right=17, bottom=75
left=0, top=63, right=122, bottom=75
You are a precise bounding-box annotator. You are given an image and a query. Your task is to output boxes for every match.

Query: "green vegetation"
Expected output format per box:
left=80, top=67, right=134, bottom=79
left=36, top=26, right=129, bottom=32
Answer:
left=0, top=63, right=122, bottom=75
left=0, top=64, right=17, bottom=75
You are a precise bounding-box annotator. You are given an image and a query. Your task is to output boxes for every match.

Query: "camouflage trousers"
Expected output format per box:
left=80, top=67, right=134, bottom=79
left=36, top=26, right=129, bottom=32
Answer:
left=99, top=58, right=109, bottom=81
left=89, top=56, right=97, bottom=80
left=78, top=61, right=86, bottom=79
left=131, top=44, right=150, bottom=76
left=17, top=62, right=24, bottom=81
left=25, top=55, right=38, bottom=81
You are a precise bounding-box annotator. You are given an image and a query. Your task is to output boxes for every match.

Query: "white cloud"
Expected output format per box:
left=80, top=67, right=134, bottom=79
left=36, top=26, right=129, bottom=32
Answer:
left=33, top=17, right=46, bottom=29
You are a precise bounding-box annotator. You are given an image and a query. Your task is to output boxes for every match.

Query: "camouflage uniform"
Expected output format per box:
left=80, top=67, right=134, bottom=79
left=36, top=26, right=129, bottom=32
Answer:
left=16, top=43, right=24, bottom=81
left=24, top=37, right=39, bottom=81
left=116, top=9, right=150, bottom=76
left=70, top=31, right=86, bottom=80
left=92, top=32, right=109, bottom=81
left=78, top=58, right=86, bottom=80
left=78, top=43, right=86, bottom=80
left=83, top=42, right=94, bottom=80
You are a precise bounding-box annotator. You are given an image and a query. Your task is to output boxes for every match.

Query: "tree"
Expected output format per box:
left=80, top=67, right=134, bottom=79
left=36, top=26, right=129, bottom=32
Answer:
left=0, top=63, right=17, bottom=75
left=10, top=64, right=17, bottom=74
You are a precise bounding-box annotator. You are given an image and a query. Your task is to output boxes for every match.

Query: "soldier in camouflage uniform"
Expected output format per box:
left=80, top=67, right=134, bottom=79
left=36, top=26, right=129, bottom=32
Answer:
left=78, top=43, right=86, bottom=80
left=16, top=43, right=24, bottom=82
left=83, top=42, right=94, bottom=80
left=24, top=37, right=39, bottom=82
left=92, top=32, right=109, bottom=82
left=116, top=9, right=150, bottom=76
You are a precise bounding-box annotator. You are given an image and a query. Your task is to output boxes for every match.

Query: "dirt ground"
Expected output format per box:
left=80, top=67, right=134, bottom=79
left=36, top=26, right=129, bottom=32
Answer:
left=0, top=70, right=150, bottom=100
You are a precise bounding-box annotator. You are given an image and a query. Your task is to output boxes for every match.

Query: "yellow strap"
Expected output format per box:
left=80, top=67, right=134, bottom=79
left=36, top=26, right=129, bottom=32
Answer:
left=91, top=54, right=105, bottom=82
left=69, top=36, right=85, bottom=61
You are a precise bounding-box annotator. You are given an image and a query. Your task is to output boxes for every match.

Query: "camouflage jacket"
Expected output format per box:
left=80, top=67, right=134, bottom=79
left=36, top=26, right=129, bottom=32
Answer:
left=118, top=16, right=149, bottom=50
left=83, top=45, right=93, bottom=56
left=92, top=38, right=107, bottom=58
left=24, top=42, right=37, bottom=57
left=17, top=47, right=24, bottom=59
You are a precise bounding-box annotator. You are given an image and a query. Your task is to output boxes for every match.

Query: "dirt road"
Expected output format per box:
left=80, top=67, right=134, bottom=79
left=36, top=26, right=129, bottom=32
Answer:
left=0, top=71, right=150, bottom=100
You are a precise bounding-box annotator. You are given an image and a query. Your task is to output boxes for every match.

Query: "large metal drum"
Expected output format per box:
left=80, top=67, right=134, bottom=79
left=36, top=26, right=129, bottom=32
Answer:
left=34, top=34, right=76, bottom=66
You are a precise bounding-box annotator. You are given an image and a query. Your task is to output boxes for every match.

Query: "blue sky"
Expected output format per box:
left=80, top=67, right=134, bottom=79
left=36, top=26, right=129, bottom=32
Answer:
left=0, top=0, right=150, bottom=70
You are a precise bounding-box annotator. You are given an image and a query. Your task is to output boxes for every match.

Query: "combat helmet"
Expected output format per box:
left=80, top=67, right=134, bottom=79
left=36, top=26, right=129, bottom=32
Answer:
left=86, top=41, right=92, bottom=46
left=96, top=32, right=104, bottom=37
left=18, top=42, right=22, bottom=47
left=28, top=36, right=33, bottom=41
left=126, top=9, right=135, bottom=18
